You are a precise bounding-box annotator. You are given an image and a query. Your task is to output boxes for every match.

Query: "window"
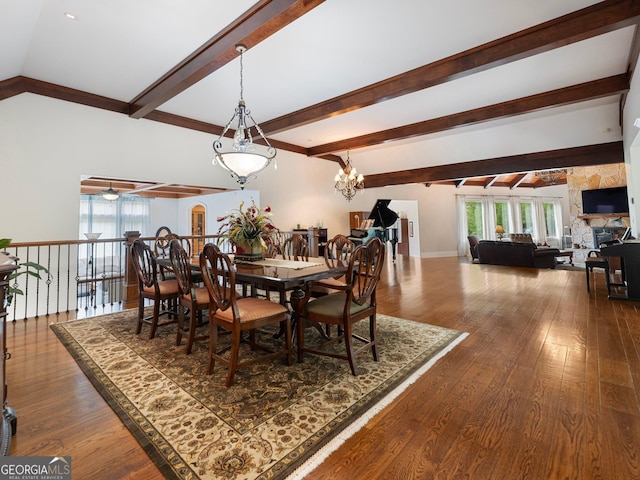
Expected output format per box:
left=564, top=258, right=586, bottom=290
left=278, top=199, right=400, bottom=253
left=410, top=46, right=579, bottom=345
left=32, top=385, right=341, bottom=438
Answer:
left=466, top=201, right=484, bottom=239
left=543, top=202, right=557, bottom=237
left=520, top=202, right=534, bottom=234
left=79, top=195, right=151, bottom=259
left=494, top=201, right=510, bottom=233
left=457, top=194, right=564, bottom=256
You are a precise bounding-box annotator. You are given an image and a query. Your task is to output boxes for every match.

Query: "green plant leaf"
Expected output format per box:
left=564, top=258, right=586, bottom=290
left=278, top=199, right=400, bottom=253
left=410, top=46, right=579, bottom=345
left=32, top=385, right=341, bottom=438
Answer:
left=0, top=238, right=11, bottom=250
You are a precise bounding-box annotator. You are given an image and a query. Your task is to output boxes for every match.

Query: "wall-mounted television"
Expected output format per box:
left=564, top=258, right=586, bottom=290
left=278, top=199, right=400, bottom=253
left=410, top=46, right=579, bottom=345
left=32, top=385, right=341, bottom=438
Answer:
left=581, top=186, right=629, bottom=214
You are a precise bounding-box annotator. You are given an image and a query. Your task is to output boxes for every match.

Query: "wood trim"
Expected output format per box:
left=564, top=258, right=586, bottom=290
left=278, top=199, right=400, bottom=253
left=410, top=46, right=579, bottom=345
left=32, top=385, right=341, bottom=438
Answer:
left=261, top=0, right=640, bottom=134
left=128, top=0, right=325, bottom=119
left=0, top=76, right=27, bottom=101
left=363, top=142, right=624, bottom=188
left=308, top=75, right=629, bottom=156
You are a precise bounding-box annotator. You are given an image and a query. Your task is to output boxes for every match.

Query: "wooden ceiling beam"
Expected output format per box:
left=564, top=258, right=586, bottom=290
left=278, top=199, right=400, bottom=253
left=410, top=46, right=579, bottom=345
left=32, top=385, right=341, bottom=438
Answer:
left=261, top=0, right=640, bottom=134
left=308, top=74, right=629, bottom=156
left=484, top=177, right=498, bottom=189
left=128, top=0, right=325, bottom=119
left=363, top=141, right=623, bottom=188
left=509, top=174, right=528, bottom=189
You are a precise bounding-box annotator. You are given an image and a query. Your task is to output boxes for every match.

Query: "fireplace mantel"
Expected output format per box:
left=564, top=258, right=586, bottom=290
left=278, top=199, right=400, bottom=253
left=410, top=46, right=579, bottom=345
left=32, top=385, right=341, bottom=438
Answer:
left=578, top=213, right=629, bottom=224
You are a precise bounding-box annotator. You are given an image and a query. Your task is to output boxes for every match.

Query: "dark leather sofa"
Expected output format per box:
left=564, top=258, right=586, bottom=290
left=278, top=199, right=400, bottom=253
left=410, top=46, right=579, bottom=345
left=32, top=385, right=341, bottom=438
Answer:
left=476, top=240, right=559, bottom=269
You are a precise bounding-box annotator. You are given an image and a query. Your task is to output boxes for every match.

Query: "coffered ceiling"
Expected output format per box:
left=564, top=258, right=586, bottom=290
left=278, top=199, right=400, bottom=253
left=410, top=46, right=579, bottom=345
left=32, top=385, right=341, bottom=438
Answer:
left=2, top=1, right=639, bottom=191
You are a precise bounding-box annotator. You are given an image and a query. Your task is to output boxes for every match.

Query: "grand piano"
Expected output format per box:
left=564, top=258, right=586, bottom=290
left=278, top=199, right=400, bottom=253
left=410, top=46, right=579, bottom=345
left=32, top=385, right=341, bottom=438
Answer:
left=600, top=239, right=640, bottom=301
left=349, top=199, right=399, bottom=261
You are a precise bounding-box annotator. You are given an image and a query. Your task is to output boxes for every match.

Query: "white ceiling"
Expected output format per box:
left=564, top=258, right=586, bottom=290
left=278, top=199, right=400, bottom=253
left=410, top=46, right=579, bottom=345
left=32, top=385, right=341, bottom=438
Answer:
left=1, top=0, right=636, bottom=185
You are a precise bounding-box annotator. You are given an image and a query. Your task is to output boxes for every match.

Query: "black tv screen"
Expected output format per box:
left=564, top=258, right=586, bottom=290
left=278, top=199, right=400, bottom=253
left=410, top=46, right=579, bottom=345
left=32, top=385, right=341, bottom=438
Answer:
left=581, top=187, right=629, bottom=214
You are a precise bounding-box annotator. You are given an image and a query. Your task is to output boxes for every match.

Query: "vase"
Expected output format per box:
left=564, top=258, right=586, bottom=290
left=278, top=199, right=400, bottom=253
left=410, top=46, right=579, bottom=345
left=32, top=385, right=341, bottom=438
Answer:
left=234, top=241, right=264, bottom=262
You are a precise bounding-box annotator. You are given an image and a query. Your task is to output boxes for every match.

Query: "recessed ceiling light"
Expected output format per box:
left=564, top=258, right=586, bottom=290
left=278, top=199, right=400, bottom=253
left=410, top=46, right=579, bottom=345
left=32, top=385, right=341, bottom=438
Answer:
left=64, top=12, right=77, bottom=20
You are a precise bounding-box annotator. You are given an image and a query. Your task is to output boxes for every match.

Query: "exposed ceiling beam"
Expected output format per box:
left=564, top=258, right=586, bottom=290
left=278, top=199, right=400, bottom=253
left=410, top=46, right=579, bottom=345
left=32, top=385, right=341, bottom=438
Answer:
left=364, top=141, right=623, bottom=188
left=509, top=174, right=528, bottom=189
left=145, top=110, right=308, bottom=155
left=1, top=76, right=129, bottom=113
left=455, top=179, right=467, bottom=188
left=484, top=177, right=498, bottom=189
left=261, top=0, right=640, bottom=135
left=128, top=0, right=325, bottom=119
left=308, top=74, right=629, bottom=156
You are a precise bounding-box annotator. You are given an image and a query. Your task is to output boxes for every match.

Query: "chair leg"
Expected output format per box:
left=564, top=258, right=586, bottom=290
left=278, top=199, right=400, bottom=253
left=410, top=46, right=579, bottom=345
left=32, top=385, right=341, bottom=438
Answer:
left=149, top=300, right=160, bottom=339
left=176, top=304, right=185, bottom=347
left=343, top=322, right=359, bottom=376
left=207, top=321, right=218, bottom=375
left=284, top=317, right=293, bottom=366
left=586, top=265, right=591, bottom=292
left=226, top=329, right=242, bottom=387
left=185, top=307, right=197, bottom=354
left=136, top=298, right=144, bottom=334
left=369, top=314, right=378, bottom=362
left=296, top=313, right=306, bottom=363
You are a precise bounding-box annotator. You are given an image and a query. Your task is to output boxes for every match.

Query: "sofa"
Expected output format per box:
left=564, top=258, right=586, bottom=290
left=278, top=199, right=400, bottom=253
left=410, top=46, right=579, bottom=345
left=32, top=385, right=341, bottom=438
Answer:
left=476, top=240, right=559, bottom=268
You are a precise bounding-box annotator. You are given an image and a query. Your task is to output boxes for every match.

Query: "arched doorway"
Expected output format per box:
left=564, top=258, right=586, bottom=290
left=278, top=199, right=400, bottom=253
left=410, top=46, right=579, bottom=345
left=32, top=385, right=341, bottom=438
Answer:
left=191, top=205, right=205, bottom=256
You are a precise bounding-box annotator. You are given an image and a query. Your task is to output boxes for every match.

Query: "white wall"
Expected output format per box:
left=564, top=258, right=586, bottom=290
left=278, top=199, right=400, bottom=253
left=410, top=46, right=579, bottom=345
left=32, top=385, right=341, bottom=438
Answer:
left=149, top=197, right=179, bottom=235
left=176, top=189, right=257, bottom=237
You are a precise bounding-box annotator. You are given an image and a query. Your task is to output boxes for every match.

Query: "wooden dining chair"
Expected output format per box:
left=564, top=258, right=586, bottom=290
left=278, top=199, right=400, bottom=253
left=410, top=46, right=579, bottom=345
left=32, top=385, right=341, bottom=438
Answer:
left=169, top=239, right=210, bottom=354
left=315, top=234, right=355, bottom=290
left=199, top=243, right=292, bottom=387
left=130, top=239, right=181, bottom=339
left=154, top=233, right=192, bottom=280
left=281, top=233, right=309, bottom=261
left=296, top=237, right=386, bottom=375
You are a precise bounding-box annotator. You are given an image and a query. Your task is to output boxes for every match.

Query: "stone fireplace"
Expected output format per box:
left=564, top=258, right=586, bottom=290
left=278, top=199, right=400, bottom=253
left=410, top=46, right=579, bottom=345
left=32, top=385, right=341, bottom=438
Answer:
left=567, top=164, right=629, bottom=263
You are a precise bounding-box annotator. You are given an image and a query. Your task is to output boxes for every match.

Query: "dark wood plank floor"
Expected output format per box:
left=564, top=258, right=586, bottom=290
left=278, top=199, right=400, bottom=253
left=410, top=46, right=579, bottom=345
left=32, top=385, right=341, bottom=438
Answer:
left=6, top=257, right=640, bottom=479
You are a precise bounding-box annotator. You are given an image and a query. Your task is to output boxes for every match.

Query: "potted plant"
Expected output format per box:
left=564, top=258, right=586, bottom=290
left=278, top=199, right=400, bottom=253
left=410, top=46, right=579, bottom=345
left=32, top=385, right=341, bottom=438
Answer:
left=0, top=238, right=50, bottom=306
left=216, top=201, right=278, bottom=261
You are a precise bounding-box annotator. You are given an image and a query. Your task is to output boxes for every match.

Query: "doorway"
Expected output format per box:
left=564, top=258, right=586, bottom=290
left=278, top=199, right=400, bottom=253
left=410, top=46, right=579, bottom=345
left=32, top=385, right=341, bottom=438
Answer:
left=191, top=205, right=205, bottom=256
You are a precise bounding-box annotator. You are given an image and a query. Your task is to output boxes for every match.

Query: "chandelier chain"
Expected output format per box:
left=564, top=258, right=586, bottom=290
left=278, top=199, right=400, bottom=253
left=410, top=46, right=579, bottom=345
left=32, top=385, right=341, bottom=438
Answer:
left=239, top=46, right=244, bottom=101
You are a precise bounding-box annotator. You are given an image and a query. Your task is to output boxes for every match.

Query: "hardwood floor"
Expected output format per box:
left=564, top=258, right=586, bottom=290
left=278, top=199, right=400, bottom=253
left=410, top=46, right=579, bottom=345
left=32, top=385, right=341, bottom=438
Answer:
left=6, top=256, right=640, bottom=479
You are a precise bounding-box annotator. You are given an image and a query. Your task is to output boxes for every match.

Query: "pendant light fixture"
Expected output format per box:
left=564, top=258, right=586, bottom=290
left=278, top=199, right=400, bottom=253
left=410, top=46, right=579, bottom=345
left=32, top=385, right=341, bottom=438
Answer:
left=101, top=182, right=120, bottom=201
left=212, top=44, right=276, bottom=189
left=334, top=151, right=364, bottom=201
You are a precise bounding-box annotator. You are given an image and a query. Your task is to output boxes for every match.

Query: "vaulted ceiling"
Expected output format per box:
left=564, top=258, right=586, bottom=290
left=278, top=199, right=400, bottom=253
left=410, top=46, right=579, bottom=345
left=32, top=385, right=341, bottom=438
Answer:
left=2, top=1, right=639, bottom=192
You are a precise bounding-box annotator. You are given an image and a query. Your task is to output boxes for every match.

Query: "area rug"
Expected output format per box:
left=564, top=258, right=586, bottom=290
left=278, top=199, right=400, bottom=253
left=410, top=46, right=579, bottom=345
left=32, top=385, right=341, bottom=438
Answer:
left=51, top=310, right=467, bottom=480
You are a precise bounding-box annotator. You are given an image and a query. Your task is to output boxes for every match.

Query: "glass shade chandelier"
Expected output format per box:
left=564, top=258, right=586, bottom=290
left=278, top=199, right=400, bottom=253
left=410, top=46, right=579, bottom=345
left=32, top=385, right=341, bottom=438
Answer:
left=212, top=44, right=276, bottom=189
left=535, top=169, right=566, bottom=185
left=334, top=151, right=364, bottom=202
left=101, top=182, right=120, bottom=201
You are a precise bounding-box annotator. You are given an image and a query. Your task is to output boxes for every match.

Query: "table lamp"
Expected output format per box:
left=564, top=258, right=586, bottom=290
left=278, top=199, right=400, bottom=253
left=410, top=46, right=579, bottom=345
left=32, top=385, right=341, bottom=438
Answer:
left=495, top=225, right=505, bottom=240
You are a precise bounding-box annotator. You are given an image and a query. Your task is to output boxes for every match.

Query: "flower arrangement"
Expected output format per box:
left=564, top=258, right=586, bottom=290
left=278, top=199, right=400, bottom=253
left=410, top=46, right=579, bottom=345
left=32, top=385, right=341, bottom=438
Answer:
left=216, top=200, right=278, bottom=253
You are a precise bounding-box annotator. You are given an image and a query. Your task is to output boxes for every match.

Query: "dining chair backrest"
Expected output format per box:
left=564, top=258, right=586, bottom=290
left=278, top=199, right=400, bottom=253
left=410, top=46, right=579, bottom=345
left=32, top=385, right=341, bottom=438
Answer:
left=199, top=243, right=237, bottom=314
left=324, top=234, right=355, bottom=269
left=265, top=237, right=279, bottom=258
left=347, top=236, right=386, bottom=306
left=282, top=233, right=308, bottom=261
left=131, top=239, right=158, bottom=289
left=169, top=239, right=193, bottom=296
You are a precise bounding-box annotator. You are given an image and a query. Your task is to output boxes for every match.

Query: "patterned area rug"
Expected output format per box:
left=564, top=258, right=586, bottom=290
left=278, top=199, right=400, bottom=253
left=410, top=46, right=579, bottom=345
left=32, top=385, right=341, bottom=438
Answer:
left=51, top=310, right=466, bottom=480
